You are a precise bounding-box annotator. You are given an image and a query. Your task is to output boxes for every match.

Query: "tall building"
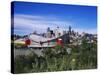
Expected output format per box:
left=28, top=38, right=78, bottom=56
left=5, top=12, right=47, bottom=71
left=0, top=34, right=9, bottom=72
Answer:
left=67, top=26, right=72, bottom=44
left=55, top=26, right=60, bottom=37
left=47, top=27, right=50, bottom=32
left=69, top=26, right=72, bottom=35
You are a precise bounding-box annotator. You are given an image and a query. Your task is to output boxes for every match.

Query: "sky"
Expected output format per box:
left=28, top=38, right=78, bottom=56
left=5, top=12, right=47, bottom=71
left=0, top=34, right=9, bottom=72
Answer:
left=11, top=1, right=97, bottom=35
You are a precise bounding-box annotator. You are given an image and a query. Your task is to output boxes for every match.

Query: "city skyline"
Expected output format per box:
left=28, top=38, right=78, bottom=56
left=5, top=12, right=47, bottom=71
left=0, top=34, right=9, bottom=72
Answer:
left=12, top=1, right=97, bottom=35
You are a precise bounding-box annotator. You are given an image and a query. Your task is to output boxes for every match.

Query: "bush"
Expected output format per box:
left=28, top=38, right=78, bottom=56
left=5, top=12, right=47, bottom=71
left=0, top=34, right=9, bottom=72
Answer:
left=14, top=42, right=97, bottom=73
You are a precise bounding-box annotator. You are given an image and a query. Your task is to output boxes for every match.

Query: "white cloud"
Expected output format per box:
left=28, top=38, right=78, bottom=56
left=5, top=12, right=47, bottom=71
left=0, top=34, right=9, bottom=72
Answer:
left=13, top=14, right=97, bottom=35
left=73, top=28, right=97, bottom=34
left=14, top=14, right=71, bottom=34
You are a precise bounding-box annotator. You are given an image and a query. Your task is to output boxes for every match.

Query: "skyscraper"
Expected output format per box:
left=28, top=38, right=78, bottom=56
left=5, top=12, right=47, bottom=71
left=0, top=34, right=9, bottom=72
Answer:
left=69, top=26, right=71, bottom=35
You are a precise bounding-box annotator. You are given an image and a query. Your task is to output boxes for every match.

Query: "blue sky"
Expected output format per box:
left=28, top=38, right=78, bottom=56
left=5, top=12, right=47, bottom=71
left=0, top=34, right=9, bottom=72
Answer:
left=12, top=1, right=97, bottom=35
